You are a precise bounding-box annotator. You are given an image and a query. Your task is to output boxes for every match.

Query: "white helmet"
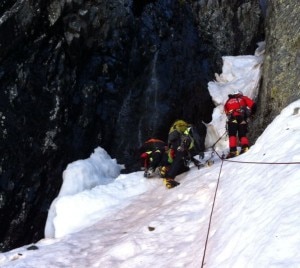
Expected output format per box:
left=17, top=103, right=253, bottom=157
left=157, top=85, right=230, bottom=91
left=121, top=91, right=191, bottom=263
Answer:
left=233, top=90, right=243, bottom=96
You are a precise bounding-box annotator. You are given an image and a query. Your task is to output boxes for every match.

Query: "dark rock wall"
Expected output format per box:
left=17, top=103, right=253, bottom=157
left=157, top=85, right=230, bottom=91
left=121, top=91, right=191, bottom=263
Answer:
left=251, top=0, right=300, bottom=140
left=0, top=0, right=263, bottom=251
left=111, top=1, right=217, bottom=170
left=192, top=0, right=263, bottom=69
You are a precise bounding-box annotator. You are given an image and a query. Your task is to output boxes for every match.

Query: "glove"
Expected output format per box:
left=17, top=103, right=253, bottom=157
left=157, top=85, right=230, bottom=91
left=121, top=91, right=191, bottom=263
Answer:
left=199, top=151, right=204, bottom=159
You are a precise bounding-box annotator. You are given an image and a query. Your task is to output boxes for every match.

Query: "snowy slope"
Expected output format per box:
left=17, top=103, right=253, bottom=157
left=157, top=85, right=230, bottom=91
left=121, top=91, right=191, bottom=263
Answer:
left=1, top=100, right=300, bottom=267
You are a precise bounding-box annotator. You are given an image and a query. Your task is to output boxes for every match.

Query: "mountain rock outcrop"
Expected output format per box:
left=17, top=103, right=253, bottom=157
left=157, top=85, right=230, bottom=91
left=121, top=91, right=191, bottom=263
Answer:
left=252, top=1, right=300, bottom=138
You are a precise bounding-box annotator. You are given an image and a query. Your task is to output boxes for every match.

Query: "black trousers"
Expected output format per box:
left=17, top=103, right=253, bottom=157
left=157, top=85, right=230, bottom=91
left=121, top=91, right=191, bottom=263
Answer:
left=166, top=151, right=189, bottom=179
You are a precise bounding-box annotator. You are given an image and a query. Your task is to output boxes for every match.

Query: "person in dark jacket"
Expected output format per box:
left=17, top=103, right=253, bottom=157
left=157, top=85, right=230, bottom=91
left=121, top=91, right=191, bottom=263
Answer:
left=139, top=138, right=167, bottom=178
left=162, top=120, right=204, bottom=189
left=224, top=91, right=256, bottom=158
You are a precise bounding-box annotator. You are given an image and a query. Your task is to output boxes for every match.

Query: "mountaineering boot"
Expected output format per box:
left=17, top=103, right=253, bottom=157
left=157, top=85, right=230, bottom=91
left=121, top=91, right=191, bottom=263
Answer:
left=192, top=158, right=202, bottom=169
left=144, top=167, right=155, bottom=178
left=226, top=151, right=239, bottom=159
left=240, top=146, right=249, bottom=154
left=158, top=166, right=169, bottom=178
left=163, top=178, right=180, bottom=189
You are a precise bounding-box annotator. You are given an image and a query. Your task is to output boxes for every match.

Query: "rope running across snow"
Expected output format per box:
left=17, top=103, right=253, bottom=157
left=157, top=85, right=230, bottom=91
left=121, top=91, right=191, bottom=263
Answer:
left=200, top=137, right=300, bottom=267
left=200, top=157, right=224, bottom=268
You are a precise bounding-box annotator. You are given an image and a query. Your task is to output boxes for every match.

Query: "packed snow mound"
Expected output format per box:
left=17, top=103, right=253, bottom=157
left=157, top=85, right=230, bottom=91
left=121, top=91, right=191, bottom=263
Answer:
left=58, top=147, right=123, bottom=197
left=44, top=147, right=124, bottom=238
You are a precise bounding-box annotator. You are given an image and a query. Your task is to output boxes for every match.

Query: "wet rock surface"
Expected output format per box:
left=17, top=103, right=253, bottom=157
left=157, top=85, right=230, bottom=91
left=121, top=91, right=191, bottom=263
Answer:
left=0, top=0, right=263, bottom=251
left=252, top=1, right=300, bottom=138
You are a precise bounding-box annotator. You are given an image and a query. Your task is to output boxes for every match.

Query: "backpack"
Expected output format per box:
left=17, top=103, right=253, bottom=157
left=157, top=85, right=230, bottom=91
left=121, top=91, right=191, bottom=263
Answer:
left=188, top=125, right=204, bottom=153
left=168, top=120, right=190, bottom=150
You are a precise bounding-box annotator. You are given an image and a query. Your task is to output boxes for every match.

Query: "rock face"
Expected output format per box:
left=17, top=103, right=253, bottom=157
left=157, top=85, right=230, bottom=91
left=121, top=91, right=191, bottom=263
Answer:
left=252, top=1, right=300, bottom=138
left=0, top=0, right=263, bottom=251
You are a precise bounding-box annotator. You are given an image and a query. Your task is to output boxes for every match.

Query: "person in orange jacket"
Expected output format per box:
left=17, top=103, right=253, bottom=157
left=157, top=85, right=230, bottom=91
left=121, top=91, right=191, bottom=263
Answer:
left=224, top=91, right=256, bottom=158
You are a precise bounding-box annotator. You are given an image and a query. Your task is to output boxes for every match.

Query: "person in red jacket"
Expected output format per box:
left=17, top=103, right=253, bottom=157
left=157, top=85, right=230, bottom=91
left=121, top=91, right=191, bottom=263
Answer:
left=139, top=138, right=167, bottom=178
left=224, top=91, right=256, bottom=158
